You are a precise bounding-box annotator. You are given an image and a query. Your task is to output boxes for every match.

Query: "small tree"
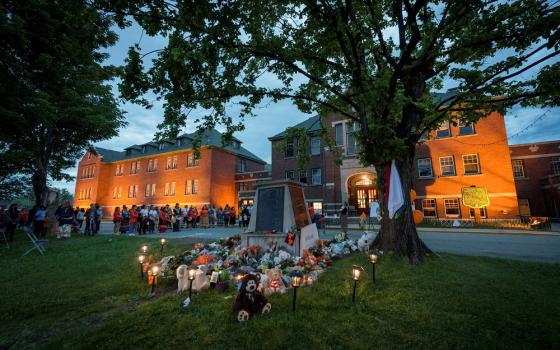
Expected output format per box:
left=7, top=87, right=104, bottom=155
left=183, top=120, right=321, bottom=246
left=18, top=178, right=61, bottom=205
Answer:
left=0, top=0, right=125, bottom=206
left=105, top=0, right=559, bottom=263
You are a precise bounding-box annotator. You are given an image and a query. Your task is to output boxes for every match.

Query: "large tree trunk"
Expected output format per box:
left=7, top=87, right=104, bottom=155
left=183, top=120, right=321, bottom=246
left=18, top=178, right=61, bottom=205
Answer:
left=32, top=168, right=49, bottom=207
left=371, top=150, right=431, bottom=264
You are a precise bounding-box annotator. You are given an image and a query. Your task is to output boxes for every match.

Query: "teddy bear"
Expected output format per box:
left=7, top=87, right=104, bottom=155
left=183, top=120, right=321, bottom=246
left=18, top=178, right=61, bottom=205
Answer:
left=233, top=274, right=271, bottom=322
left=176, top=265, right=210, bottom=294
left=357, top=231, right=376, bottom=251
left=263, top=268, right=287, bottom=296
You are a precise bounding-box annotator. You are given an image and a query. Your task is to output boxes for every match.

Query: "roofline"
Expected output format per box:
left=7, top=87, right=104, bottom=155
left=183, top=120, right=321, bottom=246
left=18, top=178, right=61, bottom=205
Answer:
left=509, top=139, right=560, bottom=147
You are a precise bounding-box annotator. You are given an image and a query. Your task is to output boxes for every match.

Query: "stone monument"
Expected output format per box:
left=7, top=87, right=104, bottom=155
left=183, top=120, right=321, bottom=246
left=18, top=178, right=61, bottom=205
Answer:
left=243, top=180, right=312, bottom=256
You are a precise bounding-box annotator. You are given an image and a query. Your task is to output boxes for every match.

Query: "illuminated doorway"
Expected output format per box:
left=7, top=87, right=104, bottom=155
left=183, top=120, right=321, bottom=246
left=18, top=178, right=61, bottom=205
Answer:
left=347, top=173, right=377, bottom=216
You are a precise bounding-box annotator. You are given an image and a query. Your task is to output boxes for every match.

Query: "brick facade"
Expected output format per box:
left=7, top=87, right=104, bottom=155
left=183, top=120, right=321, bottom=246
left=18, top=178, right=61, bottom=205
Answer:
left=74, top=130, right=266, bottom=218
left=270, top=111, right=520, bottom=219
left=510, top=140, right=560, bottom=218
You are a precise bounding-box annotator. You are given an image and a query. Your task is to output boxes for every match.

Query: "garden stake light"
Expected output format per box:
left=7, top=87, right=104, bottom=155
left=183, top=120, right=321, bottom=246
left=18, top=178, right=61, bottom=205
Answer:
left=138, top=255, right=145, bottom=279
left=151, top=266, right=159, bottom=295
left=188, top=268, right=196, bottom=299
left=141, top=245, right=148, bottom=254
left=160, top=238, right=166, bottom=257
left=291, top=273, right=303, bottom=312
left=352, top=265, right=363, bottom=303
left=369, top=252, right=378, bottom=283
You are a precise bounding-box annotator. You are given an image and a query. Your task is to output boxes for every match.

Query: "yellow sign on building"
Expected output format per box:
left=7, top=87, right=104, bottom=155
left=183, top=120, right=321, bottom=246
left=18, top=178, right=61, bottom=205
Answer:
left=462, top=187, right=490, bottom=208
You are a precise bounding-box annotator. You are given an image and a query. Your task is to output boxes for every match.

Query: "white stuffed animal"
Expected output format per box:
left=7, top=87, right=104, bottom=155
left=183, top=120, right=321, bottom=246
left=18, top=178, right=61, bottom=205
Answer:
left=176, top=265, right=210, bottom=294
left=357, top=231, right=376, bottom=251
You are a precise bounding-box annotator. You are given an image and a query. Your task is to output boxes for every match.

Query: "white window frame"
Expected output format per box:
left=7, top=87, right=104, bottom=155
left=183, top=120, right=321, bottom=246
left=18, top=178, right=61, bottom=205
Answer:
left=422, top=199, right=437, bottom=218
left=417, top=158, right=433, bottom=178
left=458, top=120, right=475, bottom=136
left=462, top=154, right=480, bottom=175
left=285, top=139, right=295, bottom=158
left=237, top=158, right=246, bottom=173
left=334, top=123, right=344, bottom=146
left=551, top=156, right=560, bottom=175
left=286, top=170, right=295, bottom=180
left=185, top=180, right=192, bottom=195
left=192, top=179, right=198, bottom=194
left=444, top=198, right=461, bottom=218
left=512, top=159, right=525, bottom=178
left=436, top=121, right=451, bottom=138
left=469, top=207, right=487, bottom=218
left=439, top=156, right=456, bottom=176
left=310, top=136, right=321, bottom=156
left=299, top=170, right=307, bottom=184
left=311, top=168, right=322, bottom=185
left=187, top=153, right=199, bottom=167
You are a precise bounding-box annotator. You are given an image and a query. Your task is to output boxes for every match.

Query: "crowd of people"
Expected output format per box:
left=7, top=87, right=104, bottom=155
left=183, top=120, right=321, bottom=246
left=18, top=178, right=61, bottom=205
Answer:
left=0, top=201, right=253, bottom=240
left=111, top=203, right=253, bottom=235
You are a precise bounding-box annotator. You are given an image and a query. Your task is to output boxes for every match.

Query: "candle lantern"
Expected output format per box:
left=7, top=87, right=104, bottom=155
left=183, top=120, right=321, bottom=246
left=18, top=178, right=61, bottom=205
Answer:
left=351, top=265, right=363, bottom=303
left=160, top=238, right=166, bottom=257
left=138, top=255, right=145, bottom=279
left=151, top=266, right=160, bottom=294
left=141, top=245, right=148, bottom=254
left=290, top=271, right=303, bottom=312
left=188, top=268, right=197, bottom=299
left=368, top=252, right=378, bottom=283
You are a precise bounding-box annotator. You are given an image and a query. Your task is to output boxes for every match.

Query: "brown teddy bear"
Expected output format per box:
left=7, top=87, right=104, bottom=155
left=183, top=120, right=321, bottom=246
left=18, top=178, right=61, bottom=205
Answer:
left=233, top=274, right=271, bottom=322
left=264, top=268, right=287, bottom=296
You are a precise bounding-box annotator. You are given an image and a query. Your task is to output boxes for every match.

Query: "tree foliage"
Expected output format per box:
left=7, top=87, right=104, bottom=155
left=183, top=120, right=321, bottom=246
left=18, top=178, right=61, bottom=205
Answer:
left=0, top=0, right=126, bottom=205
left=100, top=0, right=559, bottom=262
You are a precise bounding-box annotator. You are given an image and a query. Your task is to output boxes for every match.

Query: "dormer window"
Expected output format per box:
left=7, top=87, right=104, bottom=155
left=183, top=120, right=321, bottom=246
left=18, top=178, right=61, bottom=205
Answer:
left=158, top=143, right=165, bottom=150
left=233, top=141, right=240, bottom=149
left=142, top=146, right=146, bottom=153
left=126, top=150, right=131, bottom=156
left=177, top=139, right=182, bottom=147
left=87, top=151, right=92, bottom=160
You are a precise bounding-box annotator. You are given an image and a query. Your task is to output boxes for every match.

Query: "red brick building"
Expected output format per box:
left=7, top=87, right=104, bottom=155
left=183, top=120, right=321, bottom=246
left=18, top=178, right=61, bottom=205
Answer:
left=270, top=108, right=520, bottom=219
left=74, top=129, right=266, bottom=217
left=510, top=140, right=560, bottom=218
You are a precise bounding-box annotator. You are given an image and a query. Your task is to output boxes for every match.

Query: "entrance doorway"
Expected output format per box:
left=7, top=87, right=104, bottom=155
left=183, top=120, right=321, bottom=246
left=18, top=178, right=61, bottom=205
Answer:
left=347, top=173, right=377, bottom=216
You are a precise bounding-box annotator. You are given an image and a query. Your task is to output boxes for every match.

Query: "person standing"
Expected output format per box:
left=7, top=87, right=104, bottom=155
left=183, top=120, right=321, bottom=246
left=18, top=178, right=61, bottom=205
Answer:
left=182, top=205, right=189, bottom=229
left=113, top=206, right=122, bottom=234
left=241, top=206, right=250, bottom=228
left=158, top=206, right=168, bottom=233
left=217, top=206, right=223, bottom=226
left=76, top=208, right=85, bottom=233
left=5, top=204, right=18, bottom=242
left=173, top=203, right=181, bottom=232
left=33, top=206, right=48, bottom=239
left=223, top=204, right=230, bottom=228
left=85, top=204, right=95, bottom=236
left=139, top=205, right=149, bottom=235
left=120, top=205, right=130, bottom=234
left=308, top=203, right=315, bottom=223
left=94, top=204, right=102, bottom=234
left=55, top=200, right=74, bottom=239
left=229, top=206, right=236, bottom=227
left=340, top=202, right=349, bottom=235
left=190, top=206, right=199, bottom=229
left=18, top=207, right=28, bottom=229
left=209, top=205, right=216, bottom=228
left=129, top=205, right=139, bottom=234
left=200, top=205, right=209, bottom=228
left=148, top=205, right=157, bottom=234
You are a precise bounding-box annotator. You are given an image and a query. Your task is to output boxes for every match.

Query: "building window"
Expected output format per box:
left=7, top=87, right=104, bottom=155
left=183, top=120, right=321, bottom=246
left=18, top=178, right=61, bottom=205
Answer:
left=115, top=164, right=124, bottom=176
left=469, top=207, right=487, bottom=218
left=164, top=182, right=176, bottom=196
left=128, top=185, right=138, bottom=198
left=185, top=179, right=198, bottom=195
left=346, top=122, right=358, bottom=155
left=312, top=202, right=323, bottom=215
left=551, top=156, right=560, bottom=175
left=462, top=154, right=480, bottom=175
left=130, top=161, right=140, bottom=174
left=237, top=158, right=246, bottom=173
left=311, top=168, right=322, bottom=185
left=87, top=152, right=92, bottom=160
left=439, top=156, right=456, bottom=176
left=418, top=131, right=429, bottom=141
left=286, top=170, right=295, bottom=180
left=335, top=124, right=344, bottom=146
left=187, top=153, right=199, bottom=167
left=310, top=136, right=321, bottom=156
left=444, top=198, right=461, bottom=217
left=177, top=138, right=182, bottom=147
left=158, top=143, right=165, bottom=150
left=238, top=182, right=248, bottom=192
left=166, top=156, right=177, bottom=170
left=299, top=170, right=307, bottom=184
left=145, top=184, right=156, bottom=197
left=82, top=166, right=95, bottom=179
left=518, top=198, right=531, bottom=216
left=422, top=199, right=437, bottom=218
left=233, top=141, right=241, bottom=149
left=285, top=139, right=295, bottom=158
left=147, top=159, right=158, bottom=172
left=512, top=159, right=525, bottom=178
left=417, top=158, right=433, bottom=178
left=113, top=187, right=122, bottom=199
left=458, top=121, right=475, bottom=135
left=436, top=121, right=451, bottom=138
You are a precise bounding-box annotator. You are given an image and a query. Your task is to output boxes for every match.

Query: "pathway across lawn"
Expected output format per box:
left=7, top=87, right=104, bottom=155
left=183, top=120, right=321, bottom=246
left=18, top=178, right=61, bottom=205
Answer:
left=97, top=222, right=560, bottom=263
left=1, top=234, right=559, bottom=349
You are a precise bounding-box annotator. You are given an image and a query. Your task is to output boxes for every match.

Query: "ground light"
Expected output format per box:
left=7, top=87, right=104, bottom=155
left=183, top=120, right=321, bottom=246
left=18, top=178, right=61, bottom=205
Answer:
left=291, top=271, right=303, bottom=312
left=352, top=265, right=363, bottom=303
left=141, top=245, right=148, bottom=254
left=188, top=268, right=196, bottom=299
left=160, top=238, right=166, bottom=257
left=368, top=252, right=378, bottom=283
left=151, top=266, right=160, bottom=295
left=138, top=255, right=145, bottom=279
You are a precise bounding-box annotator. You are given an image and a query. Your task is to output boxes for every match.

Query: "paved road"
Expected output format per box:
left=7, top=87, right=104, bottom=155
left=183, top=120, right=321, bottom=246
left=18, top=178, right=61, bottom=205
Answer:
left=97, top=222, right=560, bottom=263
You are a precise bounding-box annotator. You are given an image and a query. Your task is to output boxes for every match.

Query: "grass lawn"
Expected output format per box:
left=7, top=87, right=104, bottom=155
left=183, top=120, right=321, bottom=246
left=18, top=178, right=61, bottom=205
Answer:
left=1, top=233, right=559, bottom=350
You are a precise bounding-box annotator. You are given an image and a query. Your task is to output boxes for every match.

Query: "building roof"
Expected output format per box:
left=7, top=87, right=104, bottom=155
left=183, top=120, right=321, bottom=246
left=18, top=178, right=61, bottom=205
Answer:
left=93, top=129, right=266, bottom=164
left=268, top=114, right=322, bottom=141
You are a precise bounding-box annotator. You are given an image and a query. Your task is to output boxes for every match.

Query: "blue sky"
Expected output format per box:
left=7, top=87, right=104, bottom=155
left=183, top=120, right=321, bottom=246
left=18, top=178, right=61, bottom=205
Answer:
left=54, top=24, right=560, bottom=192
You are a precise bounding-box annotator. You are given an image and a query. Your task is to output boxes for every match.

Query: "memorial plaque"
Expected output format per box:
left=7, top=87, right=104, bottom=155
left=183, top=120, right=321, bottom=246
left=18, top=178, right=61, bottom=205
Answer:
left=289, top=184, right=309, bottom=228
left=462, top=187, right=490, bottom=208
left=255, top=186, right=284, bottom=232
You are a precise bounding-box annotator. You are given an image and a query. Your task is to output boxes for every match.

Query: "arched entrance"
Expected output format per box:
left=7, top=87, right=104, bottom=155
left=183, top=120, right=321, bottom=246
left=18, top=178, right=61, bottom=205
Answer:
left=347, top=173, right=377, bottom=216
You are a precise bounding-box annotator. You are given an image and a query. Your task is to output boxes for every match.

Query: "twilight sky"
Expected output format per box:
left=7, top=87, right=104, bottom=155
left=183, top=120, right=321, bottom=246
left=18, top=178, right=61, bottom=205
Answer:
left=54, top=24, right=560, bottom=193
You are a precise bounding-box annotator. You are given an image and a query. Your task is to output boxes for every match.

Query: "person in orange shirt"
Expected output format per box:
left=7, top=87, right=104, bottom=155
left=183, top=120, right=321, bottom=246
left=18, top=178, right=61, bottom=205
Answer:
left=200, top=205, right=209, bottom=228
left=129, top=205, right=139, bottom=234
